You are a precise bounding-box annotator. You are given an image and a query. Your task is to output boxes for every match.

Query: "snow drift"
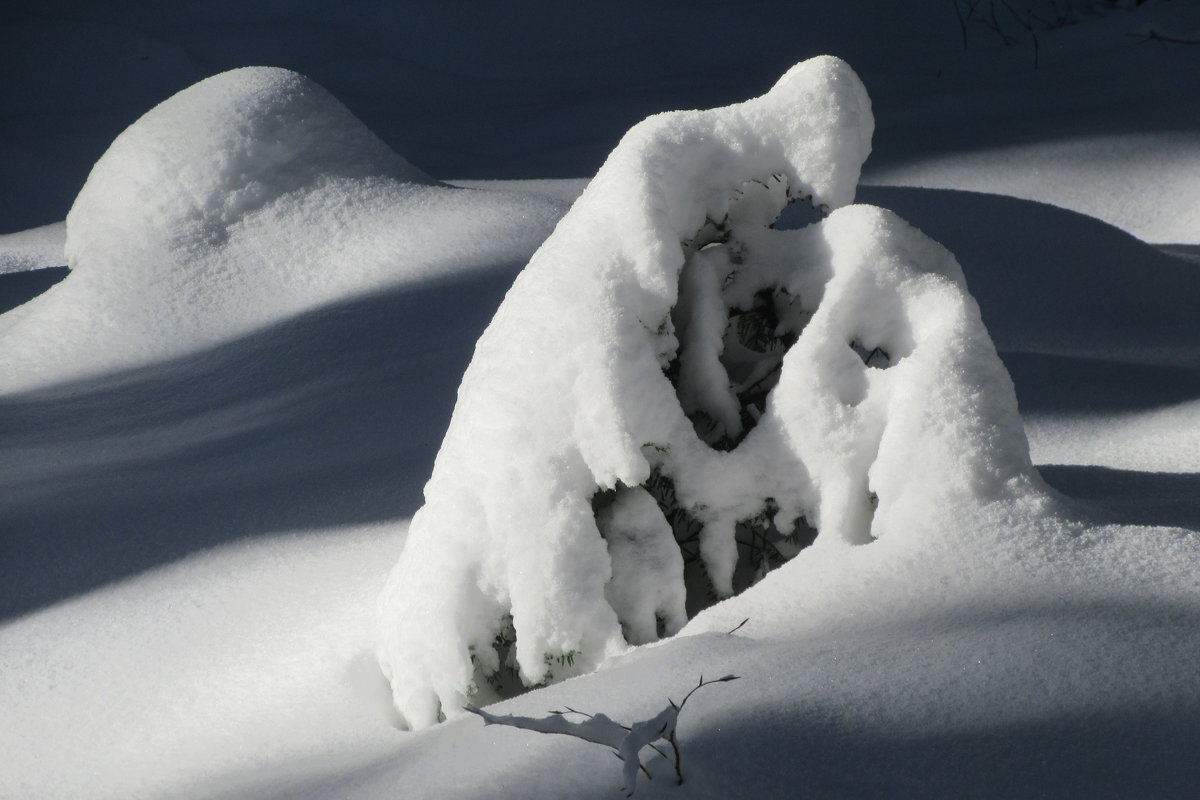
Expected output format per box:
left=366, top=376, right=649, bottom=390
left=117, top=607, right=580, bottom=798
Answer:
left=376, top=56, right=1046, bottom=730
left=0, top=67, right=564, bottom=393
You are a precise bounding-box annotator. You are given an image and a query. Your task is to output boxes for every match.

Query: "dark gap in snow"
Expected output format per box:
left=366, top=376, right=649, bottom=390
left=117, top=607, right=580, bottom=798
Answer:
left=467, top=607, right=585, bottom=706
left=721, top=288, right=801, bottom=436
left=468, top=613, right=526, bottom=702
left=0, top=266, right=69, bottom=315
left=636, top=467, right=714, bottom=617
left=772, top=195, right=824, bottom=230
left=730, top=499, right=819, bottom=595
left=595, top=466, right=819, bottom=628
left=866, top=490, right=880, bottom=541
left=850, top=339, right=893, bottom=369
left=683, top=218, right=729, bottom=254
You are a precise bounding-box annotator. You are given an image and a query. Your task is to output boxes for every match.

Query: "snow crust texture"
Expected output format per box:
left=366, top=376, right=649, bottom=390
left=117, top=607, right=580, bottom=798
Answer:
left=0, top=67, right=564, bottom=393
left=376, top=56, right=1042, bottom=730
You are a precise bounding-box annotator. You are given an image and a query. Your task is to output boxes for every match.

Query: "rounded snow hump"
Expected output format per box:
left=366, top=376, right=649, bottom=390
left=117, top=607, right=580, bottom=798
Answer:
left=0, top=67, right=563, bottom=393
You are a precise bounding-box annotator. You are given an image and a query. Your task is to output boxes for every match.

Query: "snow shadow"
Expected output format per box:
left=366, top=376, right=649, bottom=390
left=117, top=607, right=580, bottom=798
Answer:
left=857, top=185, right=1200, bottom=355
left=207, top=596, right=1200, bottom=800
left=0, top=265, right=67, bottom=314
left=1003, top=351, right=1200, bottom=416
left=680, top=704, right=1200, bottom=799
left=0, top=266, right=520, bottom=621
left=1039, top=465, right=1200, bottom=532
left=520, top=599, right=1200, bottom=800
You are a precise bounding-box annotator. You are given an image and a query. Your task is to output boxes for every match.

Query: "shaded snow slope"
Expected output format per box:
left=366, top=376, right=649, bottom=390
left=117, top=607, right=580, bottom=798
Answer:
left=0, top=264, right=518, bottom=621
left=0, top=67, right=564, bottom=393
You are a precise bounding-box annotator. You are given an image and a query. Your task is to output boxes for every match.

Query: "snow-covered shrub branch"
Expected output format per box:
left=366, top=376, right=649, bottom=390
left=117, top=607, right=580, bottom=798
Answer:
left=377, top=55, right=1038, bottom=731
left=466, top=674, right=739, bottom=795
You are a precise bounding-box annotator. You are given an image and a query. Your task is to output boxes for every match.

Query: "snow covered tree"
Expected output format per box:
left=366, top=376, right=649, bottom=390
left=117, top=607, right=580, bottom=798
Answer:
left=376, top=55, right=1037, bottom=730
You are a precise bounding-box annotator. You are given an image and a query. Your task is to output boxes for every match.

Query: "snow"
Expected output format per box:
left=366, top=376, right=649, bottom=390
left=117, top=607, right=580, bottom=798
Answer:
left=597, top=486, right=688, bottom=647
left=2, top=1, right=1200, bottom=798
left=0, top=221, right=66, bottom=273
left=0, top=67, right=565, bottom=393
left=377, top=56, right=878, bottom=729
left=0, top=525, right=404, bottom=800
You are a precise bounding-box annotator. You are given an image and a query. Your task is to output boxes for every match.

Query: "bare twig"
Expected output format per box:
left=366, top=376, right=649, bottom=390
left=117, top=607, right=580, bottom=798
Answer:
left=465, top=674, right=739, bottom=795
left=953, top=0, right=969, bottom=49
left=1131, top=27, right=1200, bottom=46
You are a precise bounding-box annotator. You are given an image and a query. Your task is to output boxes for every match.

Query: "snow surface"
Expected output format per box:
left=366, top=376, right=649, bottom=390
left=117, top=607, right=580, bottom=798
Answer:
left=3, top=2, right=1200, bottom=798
left=0, top=221, right=65, bottom=273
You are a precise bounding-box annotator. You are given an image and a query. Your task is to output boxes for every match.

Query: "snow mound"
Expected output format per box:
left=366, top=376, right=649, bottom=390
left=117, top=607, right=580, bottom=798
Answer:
left=377, top=56, right=1044, bottom=730
left=0, top=67, right=564, bottom=393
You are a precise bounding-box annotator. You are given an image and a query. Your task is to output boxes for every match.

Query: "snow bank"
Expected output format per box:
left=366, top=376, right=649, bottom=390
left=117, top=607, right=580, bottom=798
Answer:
left=377, top=56, right=1049, bottom=730
left=0, top=67, right=565, bottom=393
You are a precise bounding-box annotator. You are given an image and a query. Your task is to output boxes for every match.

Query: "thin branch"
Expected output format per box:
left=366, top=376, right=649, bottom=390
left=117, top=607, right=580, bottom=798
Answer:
left=669, top=730, right=684, bottom=785
left=1131, top=27, right=1200, bottom=45
left=953, top=0, right=969, bottom=49
left=678, top=674, right=741, bottom=712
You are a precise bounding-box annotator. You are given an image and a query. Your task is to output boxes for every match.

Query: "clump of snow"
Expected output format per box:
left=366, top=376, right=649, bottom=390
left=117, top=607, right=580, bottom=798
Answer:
left=0, top=67, right=565, bottom=393
left=376, top=55, right=1048, bottom=731
left=595, top=486, right=687, bottom=646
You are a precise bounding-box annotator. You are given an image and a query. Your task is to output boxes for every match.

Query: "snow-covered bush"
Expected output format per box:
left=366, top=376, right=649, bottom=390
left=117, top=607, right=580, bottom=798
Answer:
left=377, top=55, right=1039, bottom=730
